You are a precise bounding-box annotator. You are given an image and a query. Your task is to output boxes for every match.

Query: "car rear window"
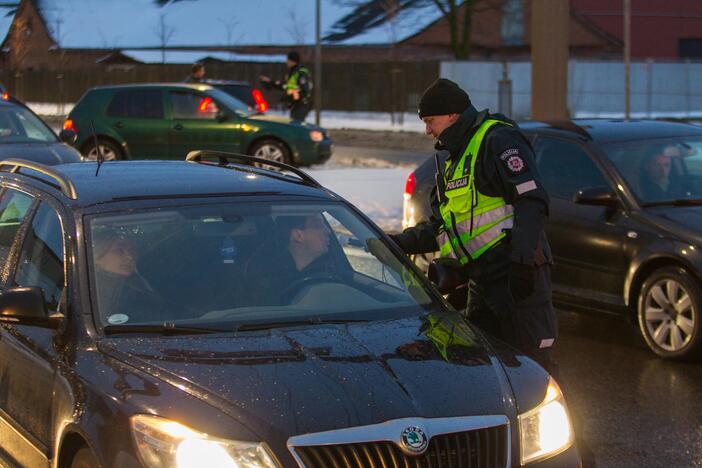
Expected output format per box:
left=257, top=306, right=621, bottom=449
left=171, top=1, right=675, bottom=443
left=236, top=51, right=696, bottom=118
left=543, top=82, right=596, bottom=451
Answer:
left=106, top=90, right=164, bottom=119
left=216, top=85, right=255, bottom=107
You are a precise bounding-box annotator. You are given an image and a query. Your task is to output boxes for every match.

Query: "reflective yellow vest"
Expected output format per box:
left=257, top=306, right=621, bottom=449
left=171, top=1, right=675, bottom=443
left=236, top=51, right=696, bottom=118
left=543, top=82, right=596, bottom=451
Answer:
left=436, top=119, right=514, bottom=265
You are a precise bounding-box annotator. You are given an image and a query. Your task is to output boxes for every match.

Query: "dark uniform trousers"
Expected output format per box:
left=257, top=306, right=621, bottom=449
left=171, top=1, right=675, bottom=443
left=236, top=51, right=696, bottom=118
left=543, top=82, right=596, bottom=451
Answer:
left=464, top=242, right=559, bottom=377
left=290, top=101, right=311, bottom=122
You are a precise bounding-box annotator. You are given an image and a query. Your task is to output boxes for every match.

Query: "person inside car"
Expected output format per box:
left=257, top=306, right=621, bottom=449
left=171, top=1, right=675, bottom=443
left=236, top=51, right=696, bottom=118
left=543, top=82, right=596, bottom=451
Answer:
left=247, top=213, right=338, bottom=304
left=639, top=144, right=685, bottom=202
left=92, top=231, right=171, bottom=324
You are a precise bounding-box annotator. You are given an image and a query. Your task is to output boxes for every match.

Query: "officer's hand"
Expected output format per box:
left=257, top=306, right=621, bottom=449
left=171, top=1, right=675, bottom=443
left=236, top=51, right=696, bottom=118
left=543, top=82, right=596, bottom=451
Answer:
left=509, top=262, right=536, bottom=301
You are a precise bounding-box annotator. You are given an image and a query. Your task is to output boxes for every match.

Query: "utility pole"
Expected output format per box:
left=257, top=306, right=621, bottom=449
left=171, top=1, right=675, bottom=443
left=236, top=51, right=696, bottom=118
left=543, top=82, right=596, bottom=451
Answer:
left=314, top=0, right=322, bottom=126
left=531, top=0, right=569, bottom=120
left=624, top=0, right=631, bottom=120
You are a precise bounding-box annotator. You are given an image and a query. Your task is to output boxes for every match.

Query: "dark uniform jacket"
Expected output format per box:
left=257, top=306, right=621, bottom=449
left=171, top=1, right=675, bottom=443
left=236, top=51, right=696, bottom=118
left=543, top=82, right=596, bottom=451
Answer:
left=263, top=64, right=312, bottom=107
left=392, top=105, right=552, bottom=268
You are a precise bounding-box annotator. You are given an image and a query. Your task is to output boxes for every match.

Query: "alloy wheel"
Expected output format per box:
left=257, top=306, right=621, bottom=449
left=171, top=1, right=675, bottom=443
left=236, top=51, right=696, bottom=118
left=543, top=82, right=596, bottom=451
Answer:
left=253, top=143, right=285, bottom=163
left=86, top=145, right=119, bottom=161
left=643, top=278, right=695, bottom=352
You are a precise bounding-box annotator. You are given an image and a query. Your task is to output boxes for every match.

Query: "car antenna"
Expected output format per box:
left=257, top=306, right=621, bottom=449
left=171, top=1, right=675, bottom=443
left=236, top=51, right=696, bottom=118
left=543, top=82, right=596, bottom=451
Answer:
left=90, top=120, right=105, bottom=176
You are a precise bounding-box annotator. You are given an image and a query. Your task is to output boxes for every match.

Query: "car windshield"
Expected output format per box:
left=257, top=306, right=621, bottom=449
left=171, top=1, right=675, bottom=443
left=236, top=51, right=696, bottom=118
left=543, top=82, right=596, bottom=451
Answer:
left=207, top=87, right=250, bottom=116
left=602, top=136, right=702, bottom=205
left=0, top=105, right=56, bottom=143
left=88, top=201, right=438, bottom=330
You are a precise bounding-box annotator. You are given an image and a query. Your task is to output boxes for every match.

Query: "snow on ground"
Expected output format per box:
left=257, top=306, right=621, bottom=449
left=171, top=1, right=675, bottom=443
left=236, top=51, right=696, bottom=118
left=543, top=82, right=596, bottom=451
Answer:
left=307, top=167, right=411, bottom=233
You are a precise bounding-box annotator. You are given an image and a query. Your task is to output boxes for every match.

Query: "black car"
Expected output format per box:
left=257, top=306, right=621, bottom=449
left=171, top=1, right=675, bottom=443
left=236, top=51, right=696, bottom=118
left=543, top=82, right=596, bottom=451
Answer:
left=0, top=153, right=578, bottom=467
left=207, top=79, right=270, bottom=113
left=403, top=119, right=702, bottom=360
left=0, top=95, right=82, bottom=164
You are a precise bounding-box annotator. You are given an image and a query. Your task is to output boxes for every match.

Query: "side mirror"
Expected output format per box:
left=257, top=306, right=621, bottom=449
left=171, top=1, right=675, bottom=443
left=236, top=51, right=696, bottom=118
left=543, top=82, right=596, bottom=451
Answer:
left=0, top=287, right=61, bottom=329
left=573, top=186, right=620, bottom=207
left=58, top=129, right=77, bottom=145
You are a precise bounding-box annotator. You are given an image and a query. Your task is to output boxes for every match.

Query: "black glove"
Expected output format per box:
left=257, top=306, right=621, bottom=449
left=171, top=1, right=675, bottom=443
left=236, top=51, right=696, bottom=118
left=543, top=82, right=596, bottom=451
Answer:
left=509, top=262, right=536, bottom=301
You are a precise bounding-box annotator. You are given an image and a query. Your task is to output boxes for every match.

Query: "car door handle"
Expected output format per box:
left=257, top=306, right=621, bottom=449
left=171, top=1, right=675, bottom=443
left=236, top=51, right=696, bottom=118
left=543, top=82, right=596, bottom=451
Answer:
left=173, top=123, right=183, bottom=131
left=113, top=121, right=124, bottom=128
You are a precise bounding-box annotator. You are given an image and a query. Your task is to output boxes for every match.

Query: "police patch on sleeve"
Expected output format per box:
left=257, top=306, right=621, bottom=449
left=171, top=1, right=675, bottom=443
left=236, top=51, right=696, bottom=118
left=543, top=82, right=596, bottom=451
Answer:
left=499, top=148, right=527, bottom=174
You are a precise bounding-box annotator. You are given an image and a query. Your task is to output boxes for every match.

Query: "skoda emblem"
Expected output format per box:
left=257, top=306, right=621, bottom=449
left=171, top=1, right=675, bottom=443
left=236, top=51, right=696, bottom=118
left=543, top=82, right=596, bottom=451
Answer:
left=400, top=426, right=429, bottom=455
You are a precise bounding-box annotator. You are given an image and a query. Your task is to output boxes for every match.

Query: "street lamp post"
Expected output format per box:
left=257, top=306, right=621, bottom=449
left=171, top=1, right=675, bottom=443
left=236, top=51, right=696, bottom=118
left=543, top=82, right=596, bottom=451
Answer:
left=315, top=0, right=322, bottom=126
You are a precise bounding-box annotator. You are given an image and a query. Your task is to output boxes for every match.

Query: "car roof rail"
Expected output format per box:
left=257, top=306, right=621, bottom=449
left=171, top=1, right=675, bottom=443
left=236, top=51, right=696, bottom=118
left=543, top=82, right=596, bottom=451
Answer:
left=185, top=150, right=322, bottom=188
left=0, top=159, right=78, bottom=199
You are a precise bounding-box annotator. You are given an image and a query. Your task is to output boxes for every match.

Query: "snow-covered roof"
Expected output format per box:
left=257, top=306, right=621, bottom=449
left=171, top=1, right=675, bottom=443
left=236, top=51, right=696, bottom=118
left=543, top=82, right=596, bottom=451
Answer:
left=0, top=4, right=16, bottom=43
left=34, top=0, right=443, bottom=48
left=120, top=49, right=286, bottom=64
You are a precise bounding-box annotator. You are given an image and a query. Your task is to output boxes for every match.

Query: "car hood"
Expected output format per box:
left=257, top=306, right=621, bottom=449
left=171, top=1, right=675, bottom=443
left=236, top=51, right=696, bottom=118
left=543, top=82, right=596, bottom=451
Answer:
left=641, top=206, right=702, bottom=243
left=247, top=114, right=323, bottom=131
left=98, top=314, right=539, bottom=442
left=0, top=142, right=82, bottom=165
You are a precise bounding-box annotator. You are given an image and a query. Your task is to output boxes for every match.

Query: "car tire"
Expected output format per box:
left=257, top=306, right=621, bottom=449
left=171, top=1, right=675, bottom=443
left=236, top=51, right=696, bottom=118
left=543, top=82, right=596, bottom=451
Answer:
left=83, top=139, right=122, bottom=161
left=249, top=139, right=291, bottom=166
left=637, top=266, right=702, bottom=360
left=70, top=447, right=99, bottom=468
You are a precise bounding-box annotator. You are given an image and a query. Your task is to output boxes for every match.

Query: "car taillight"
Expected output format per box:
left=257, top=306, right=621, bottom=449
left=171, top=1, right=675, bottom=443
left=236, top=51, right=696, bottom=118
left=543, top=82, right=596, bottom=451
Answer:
left=252, top=89, right=268, bottom=113
left=63, top=119, right=75, bottom=131
left=1, top=93, right=8, bottom=101
left=404, top=171, right=416, bottom=198
left=198, top=97, right=214, bottom=113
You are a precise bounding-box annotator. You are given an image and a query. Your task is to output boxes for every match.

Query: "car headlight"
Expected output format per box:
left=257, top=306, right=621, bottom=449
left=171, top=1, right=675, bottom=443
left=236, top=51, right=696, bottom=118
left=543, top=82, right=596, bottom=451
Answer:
left=518, top=377, right=574, bottom=465
left=130, top=414, right=280, bottom=468
left=309, top=130, right=324, bottom=142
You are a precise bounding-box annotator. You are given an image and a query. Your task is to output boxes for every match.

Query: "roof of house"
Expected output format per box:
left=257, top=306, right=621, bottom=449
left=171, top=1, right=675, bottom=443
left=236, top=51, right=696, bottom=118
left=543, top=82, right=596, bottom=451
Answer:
left=0, top=4, right=16, bottom=43
left=29, top=0, right=442, bottom=49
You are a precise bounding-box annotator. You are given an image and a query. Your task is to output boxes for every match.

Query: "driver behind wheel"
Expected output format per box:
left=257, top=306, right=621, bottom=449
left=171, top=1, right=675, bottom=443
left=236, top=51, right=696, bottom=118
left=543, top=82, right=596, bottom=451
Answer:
left=248, top=213, right=337, bottom=305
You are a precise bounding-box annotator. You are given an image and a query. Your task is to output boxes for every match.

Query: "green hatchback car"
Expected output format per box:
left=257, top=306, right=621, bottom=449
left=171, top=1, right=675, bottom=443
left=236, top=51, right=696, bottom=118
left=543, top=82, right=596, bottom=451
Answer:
left=64, top=83, right=332, bottom=166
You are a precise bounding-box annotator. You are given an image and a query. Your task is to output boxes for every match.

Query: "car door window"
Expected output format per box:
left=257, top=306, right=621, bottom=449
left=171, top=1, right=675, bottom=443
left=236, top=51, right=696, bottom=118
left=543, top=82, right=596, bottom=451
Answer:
left=169, top=92, right=219, bottom=120
left=322, top=212, right=404, bottom=289
left=106, top=90, right=164, bottom=119
left=0, top=189, right=33, bottom=264
left=535, top=137, right=609, bottom=199
left=13, top=203, right=65, bottom=311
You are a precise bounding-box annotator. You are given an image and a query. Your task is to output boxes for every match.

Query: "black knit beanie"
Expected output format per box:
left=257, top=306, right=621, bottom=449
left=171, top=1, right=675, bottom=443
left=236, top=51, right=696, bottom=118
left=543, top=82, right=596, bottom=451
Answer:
left=418, top=78, right=471, bottom=118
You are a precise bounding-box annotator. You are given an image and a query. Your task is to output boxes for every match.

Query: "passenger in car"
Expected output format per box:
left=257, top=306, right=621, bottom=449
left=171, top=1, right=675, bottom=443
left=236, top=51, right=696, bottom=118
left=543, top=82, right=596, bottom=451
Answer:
left=92, top=232, right=171, bottom=324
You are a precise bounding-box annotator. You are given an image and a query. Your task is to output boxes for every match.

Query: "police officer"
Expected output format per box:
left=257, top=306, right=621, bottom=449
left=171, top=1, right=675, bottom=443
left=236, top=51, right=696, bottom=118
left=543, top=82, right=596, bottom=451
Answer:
left=390, top=78, right=558, bottom=373
left=260, top=51, right=313, bottom=122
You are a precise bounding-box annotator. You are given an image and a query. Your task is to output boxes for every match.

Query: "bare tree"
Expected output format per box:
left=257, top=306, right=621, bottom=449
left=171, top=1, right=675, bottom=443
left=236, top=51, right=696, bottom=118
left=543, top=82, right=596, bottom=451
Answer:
left=285, top=6, right=311, bottom=47
left=219, top=16, right=243, bottom=61
left=429, top=0, right=505, bottom=59
left=154, top=12, right=175, bottom=64
left=330, top=0, right=505, bottom=59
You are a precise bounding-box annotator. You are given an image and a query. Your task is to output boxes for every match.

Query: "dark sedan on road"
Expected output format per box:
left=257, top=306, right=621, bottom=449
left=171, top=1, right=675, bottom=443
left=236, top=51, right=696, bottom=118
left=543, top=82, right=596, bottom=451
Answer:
left=0, top=154, right=577, bottom=467
left=403, top=119, right=702, bottom=360
left=0, top=95, right=82, bottom=164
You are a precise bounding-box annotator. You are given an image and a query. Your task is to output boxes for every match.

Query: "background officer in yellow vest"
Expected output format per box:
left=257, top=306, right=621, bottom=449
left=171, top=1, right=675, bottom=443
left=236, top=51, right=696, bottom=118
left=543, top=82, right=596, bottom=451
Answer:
left=390, top=78, right=558, bottom=374
left=260, top=51, right=313, bottom=122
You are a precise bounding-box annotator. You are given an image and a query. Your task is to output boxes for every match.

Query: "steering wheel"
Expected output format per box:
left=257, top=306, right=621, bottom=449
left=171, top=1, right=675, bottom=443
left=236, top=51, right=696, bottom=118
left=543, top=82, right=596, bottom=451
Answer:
left=280, top=273, right=346, bottom=303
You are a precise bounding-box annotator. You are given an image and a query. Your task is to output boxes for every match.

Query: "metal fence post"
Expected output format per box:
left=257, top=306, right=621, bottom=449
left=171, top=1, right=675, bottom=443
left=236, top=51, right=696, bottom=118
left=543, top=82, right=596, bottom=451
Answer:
left=498, top=61, right=512, bottom=117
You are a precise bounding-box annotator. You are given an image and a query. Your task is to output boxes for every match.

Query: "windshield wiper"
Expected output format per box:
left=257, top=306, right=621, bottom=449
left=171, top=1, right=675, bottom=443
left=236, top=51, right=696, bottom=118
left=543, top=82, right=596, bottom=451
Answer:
left=103, top=322, right=225, bottom=335
left=642, top=199, right=702, bottom=207
left=234, top=317, right=369, bottom=332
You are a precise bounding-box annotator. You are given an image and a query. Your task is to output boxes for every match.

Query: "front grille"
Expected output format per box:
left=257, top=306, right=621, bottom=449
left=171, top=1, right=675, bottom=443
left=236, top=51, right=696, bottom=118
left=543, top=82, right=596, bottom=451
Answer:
left=292, top=424, right=508, bottom=468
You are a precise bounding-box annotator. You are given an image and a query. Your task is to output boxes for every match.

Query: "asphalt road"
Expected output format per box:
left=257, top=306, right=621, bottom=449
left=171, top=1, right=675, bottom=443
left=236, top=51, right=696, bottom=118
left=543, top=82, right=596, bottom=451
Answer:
left=332, top=144, right=702, bottom=468
left=556, top=309, right=702, bottom=467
